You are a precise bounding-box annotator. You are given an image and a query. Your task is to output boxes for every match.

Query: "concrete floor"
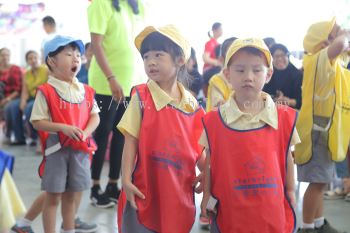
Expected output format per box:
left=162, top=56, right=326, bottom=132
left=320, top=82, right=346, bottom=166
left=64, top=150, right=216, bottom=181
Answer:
left=3, top=142, right=350, bottom=233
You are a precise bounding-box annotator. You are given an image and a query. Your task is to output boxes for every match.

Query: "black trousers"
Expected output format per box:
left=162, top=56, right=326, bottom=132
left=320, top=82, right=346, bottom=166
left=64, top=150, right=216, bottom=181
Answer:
left=91, top=94, right=129, bottom=181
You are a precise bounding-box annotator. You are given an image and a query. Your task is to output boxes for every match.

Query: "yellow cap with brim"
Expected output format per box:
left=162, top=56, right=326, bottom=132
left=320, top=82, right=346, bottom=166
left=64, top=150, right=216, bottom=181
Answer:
left=224, top=38, right=272, bottom=69
left=303, top=17, right=336, bottom=54
left=135, top=24, right=191, bottom=62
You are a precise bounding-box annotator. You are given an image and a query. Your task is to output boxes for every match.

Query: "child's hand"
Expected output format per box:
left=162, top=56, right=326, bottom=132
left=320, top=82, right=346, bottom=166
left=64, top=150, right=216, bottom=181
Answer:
left=286, top=190, right=296, bottom=208
left=81, top=131, right=88, bottom=141
left=201, top=194, right=217, bottom=216
left=123, top=181, right=145, bottom=210
left=193, top=172, right=204, bottom=193
left=61, top=125, right=84, bottom=141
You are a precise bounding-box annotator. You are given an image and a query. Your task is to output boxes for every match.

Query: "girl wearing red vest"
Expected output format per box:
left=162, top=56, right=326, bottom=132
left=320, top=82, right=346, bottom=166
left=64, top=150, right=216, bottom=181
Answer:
left=201, top=38, right=298, bottom=233
left=30, top=35, right=100, bottom=233
left=117, top=25, right=206, bottom=233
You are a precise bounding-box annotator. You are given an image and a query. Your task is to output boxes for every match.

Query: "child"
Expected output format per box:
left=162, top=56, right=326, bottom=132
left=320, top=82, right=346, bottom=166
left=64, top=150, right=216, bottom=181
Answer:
left=206, top=37, right=237, bottom=112
left=30, top=35, right=100, bottom=233
left=117, top=25, right=206, bottom=233
left=295, top=18, right=350, bottom=233
left=201, top=38, right=298, bottom=233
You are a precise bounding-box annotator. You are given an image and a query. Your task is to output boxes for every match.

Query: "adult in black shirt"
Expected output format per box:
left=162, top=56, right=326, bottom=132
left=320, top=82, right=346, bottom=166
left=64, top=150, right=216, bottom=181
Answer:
left=263, top=43, right=303, bottom=109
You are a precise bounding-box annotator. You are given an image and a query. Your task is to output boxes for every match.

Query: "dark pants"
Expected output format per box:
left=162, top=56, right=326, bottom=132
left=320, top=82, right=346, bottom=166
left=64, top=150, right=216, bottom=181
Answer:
left=91, top=94, right=129, bottom=181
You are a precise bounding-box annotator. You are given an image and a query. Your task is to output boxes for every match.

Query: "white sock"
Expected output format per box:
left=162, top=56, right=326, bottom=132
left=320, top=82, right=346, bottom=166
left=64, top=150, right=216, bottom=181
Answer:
left=62, top=230, right=75, bottom=233
left=17, top=218, right=32, bottom=227
left=314, top=217, right=325, bottom=228
left=302, top=222, right=315, bottom=229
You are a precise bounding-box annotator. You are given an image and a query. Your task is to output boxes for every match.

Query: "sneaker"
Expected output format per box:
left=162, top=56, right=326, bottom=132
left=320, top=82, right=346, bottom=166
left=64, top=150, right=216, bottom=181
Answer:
left=199, top=214, right=210, bottom=229
left=90, top=185, right=115, bottom=208
left=324, top=187, right=346, bottom=200
left=316, top=219, right=347, bottom=233
left=10, top=224, right=34, bottom=233
left=297, top=228, right=318, bottom=233
left=104, top=183, right=120, bottom=203
left=60, top=217, right=98, bottom=233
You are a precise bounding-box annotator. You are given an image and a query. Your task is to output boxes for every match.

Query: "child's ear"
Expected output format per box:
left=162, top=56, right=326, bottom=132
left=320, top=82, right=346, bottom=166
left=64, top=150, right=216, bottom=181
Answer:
left=265, top=68, right=273, bottom=84
left=47, top=56, right=55, bottom=67
left=176, top=56, right=186, bottom=67
left=223, top=67, right=230, bottom=80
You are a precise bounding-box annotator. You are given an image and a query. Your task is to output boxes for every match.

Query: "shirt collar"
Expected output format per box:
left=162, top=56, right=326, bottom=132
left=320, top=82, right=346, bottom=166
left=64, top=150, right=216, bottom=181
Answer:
left=222, top=92, right=278, bottom=129
left=48, top=75, right=82, bottom=91
left=147, top=79, right=197, bottom=112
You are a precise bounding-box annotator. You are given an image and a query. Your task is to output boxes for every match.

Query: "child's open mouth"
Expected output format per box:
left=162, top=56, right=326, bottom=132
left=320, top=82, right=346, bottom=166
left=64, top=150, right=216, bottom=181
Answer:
left=71, top=66, right=78, bottom=73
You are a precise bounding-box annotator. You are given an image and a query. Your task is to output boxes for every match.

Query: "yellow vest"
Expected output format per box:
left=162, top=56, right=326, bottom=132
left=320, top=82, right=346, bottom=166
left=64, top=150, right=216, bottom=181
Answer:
left=206, top=73, right=232, bottom=112
left=25, top=65, right=48, bottom=97
left=295, top=52, right=350, bottom=164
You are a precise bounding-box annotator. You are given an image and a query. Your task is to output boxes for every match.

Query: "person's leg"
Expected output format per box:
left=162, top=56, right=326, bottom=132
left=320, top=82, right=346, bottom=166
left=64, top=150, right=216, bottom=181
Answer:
left=90, top=94, right=117, bottom=207
left=302, top=183, right=327, bottom=224
left=42, top=192, right=61, bottom=233
left=105, top=97, right=129, bottom=201
left=61, top=192, right=76, bottom=231
left=8, top=99, right=25, bottom=143
left=3, top=100, right=13, bottom=139
left=24, top=99, right=37, bottom=141
left=91, top=94, right=117, bottom=184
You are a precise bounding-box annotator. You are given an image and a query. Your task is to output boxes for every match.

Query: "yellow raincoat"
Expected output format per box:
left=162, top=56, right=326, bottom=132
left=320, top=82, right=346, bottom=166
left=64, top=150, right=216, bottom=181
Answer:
left=295, top=17, right=350, bottom=164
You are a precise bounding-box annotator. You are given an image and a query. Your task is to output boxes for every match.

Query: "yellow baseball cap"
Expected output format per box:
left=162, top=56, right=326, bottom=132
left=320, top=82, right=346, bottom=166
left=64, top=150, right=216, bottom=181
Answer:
left=303, top=17, right=336, bottom=54
left=224, top=38, right=272, bottom=69
left=135, top=24, right=191, bottom=62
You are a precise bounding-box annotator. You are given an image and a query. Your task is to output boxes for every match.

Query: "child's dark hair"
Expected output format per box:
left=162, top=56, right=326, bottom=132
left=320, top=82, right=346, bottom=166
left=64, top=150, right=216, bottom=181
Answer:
left=42, top=15, right=56, bottom=26
left=214, top=44, right=221, bottom=59
left=140, top=32, right=184, bottom=61
left=45, top=42, right=80, bottom=71
left=220, top=37, right=238, bottom=59
left=112, top=0, right=139, bottom=14
left=227, top=47, right=267, bottom=67
left=85, top=42, right=91, bottom=50
left=25, top=50, right=37, bottom=61
left=263, top=37, right=276, bottom=49
left=208, top=22, right=222, bottom=38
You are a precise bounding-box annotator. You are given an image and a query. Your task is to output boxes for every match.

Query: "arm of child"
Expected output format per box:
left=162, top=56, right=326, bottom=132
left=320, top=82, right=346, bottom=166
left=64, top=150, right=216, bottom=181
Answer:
left=121, top=132, right=145, bottom=209
left=32, top=120, right=84, bottom=141
left=201, top=149, right=216, bottom=214
left=286, top=150, right=296, bottom=208
left=193, top=150, right=206, bottom=193
left=81, top=113, right=100, bottom=141
left=19, top=79, right=29, bottom=112
left=328, top=28, right=350, bottom=61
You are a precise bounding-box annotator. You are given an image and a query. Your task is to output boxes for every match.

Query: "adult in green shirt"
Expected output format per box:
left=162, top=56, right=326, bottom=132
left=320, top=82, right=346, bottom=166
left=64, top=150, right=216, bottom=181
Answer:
left=88, top=0, right=144, bottom=208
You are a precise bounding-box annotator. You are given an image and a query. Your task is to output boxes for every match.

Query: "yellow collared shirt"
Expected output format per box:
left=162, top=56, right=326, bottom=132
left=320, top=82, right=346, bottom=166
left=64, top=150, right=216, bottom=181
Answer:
left=200, top=92, right=300, bottom=148
left=30, top=76, right=100, bottom=122
left=117, top=80, right=199, bottom=139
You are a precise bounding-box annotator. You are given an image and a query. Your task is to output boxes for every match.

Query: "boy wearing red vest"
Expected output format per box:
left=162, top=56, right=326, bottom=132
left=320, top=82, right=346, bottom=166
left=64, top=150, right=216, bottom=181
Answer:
left=30, top=35, right=100, bottom=233
left=201, top=38, right=299, bottom=233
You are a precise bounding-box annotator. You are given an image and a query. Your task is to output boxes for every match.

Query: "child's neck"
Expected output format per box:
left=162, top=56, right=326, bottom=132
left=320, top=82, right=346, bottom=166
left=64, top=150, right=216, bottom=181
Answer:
left=52, top=73, right=73, bottom=84
left=234, top=93, right=264, bottom=115
left=157, top=80, right=181, bottom=103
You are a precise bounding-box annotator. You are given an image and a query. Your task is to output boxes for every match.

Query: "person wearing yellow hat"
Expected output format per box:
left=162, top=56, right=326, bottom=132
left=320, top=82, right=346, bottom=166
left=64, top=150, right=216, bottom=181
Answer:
left=200, top=38, right=299, bottom=233
left=295, top=18, right=350, bottom=233
left=117, top=25, right=206, bottom=233
left=206, top=36, right=237, bottom=112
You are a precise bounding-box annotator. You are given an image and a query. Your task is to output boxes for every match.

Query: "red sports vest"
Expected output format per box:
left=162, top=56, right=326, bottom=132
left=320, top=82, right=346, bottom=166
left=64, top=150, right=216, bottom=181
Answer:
left=202, top=106, right=297, bottom=233
left=118, top=84, right=205, bottom=233
left=37, top=83, right=97, bottom=177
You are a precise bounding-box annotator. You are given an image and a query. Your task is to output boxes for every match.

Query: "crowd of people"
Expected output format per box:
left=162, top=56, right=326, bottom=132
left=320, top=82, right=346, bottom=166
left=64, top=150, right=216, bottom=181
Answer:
left=1, top=2, right=350, bottom=233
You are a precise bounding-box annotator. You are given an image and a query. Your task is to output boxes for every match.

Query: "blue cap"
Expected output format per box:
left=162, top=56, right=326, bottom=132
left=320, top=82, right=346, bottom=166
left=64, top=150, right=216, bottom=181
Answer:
left=43, top=35, right=85, bottom=61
